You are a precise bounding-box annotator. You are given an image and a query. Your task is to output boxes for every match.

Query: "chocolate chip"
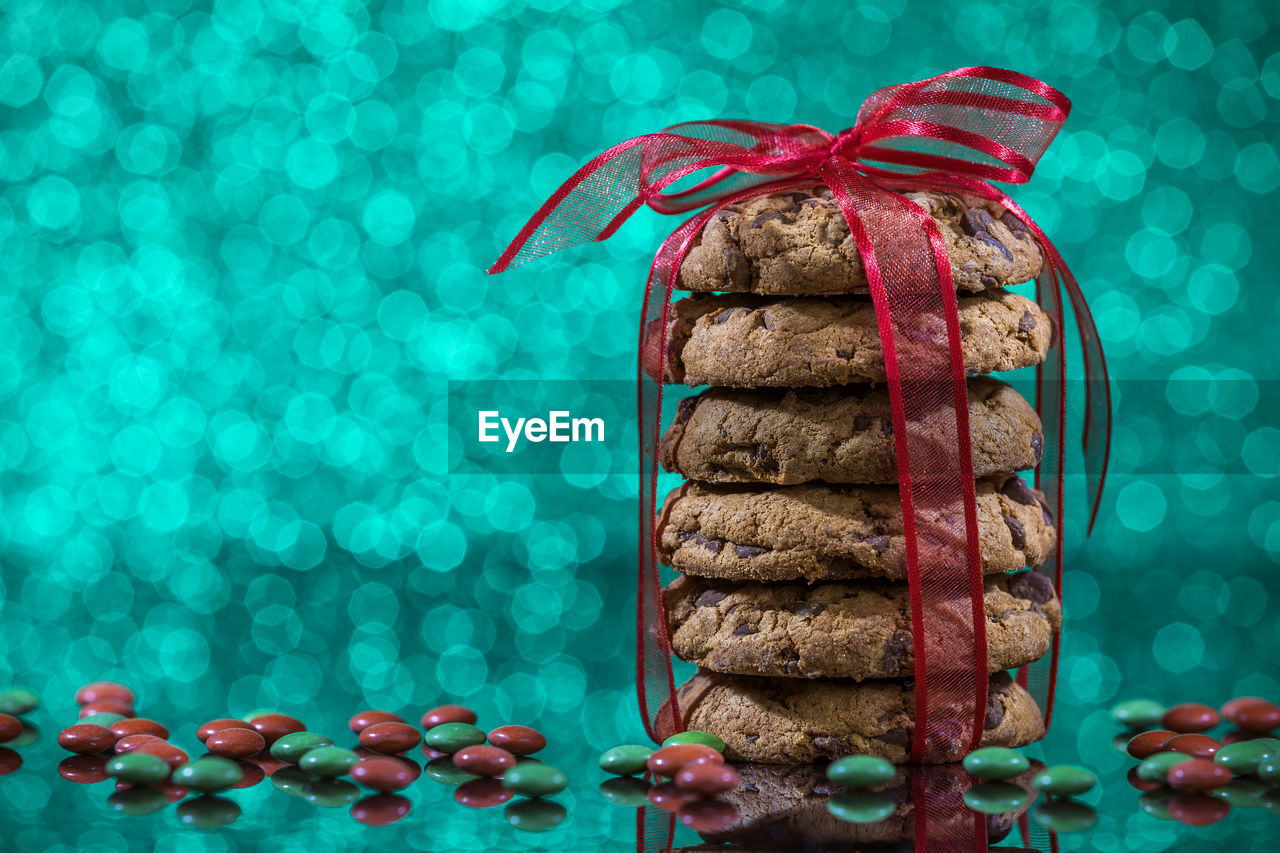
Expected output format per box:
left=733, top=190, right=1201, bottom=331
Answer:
left=812, top=782, right=841, bottom=796
left=789, top=600, right=826, bottom=619
left=999, top=210, right=1032, bottom=239
left=812, top=736, right=845, bottom=756
left=881, top=631, right=912, bottom=675
left=712, top=308, right=737, bottom=324
left=761, top=310, right=776, bottom=330
left=852, top=414, right=870, bottom=431
left=673, top=395, right=698, bottom=426
left=979, top=273, right=999, bottom=289
left=732, top=623, right=758, bottom=636
left=996, top=608, right=1022, bottom=623
left=1003, top=515, right=1026, bottom=549
left=749, top=211, right=785, bottom=228
left=998, top=474, right=1038, bottom=506
left=694, top=589, right=727, bottom=607
left=734, top=544, right=768, bottom=558
left=985, top=690, right=1006, bottom=730
left=960, top=208, right=997, bottom=236
left=825, top=557, right=859, bottom=578
left=879, top=418, right=893, bottom=436
left=742, top=781, right=759, bottom=792
left=723, top=245, right=751, bottom=289
left=878, top=728, right=911, bottom=747
left=744, top=733, right=758, bottom=743
left=836, top=349, right=855, bottom=360
left=1018, top=310, right=1037, bottom=333
left=965, top=365, right=980, bottom=377
left=1031, top=433, right=1043, bottom=463
left=975, top=231, right=1014, bottom=261
left=862, top=535, right=890, bottom=555
left=1009, top=570, right=1054, bottom=604
left=690, top=532, right=723, bottom=553
left=753, top=442, right=768, bottom=460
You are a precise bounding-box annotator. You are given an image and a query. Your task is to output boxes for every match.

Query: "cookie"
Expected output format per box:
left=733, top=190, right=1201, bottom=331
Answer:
left=679, top=186, right=1043, bottom=296
left=665, top=289, right=1050, bottom=387
left=657, top=475, right=1056, bottom=582
left=663, top=572, right=1061, bottom=681
left=658, top=670, right=1042, bottom=764
left=660, top=377, right=1042, bottom=485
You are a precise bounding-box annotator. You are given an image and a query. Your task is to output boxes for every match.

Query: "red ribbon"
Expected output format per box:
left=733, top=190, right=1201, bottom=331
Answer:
left=490, top=67, right=1109, bottom=777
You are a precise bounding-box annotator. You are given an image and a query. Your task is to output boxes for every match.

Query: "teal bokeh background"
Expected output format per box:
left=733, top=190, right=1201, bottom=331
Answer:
left=1, top=0, right=1278, bottom=849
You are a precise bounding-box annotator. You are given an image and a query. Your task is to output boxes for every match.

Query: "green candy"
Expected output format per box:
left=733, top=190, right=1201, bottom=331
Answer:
left=303, top=778, right=361, bottom=807
left=80, top=713, right=127, bottom=728
left=1032, top=800, right=1098, bottom=833
left=1210, top=778, right=1270, bottom=809
left=827, top=791, right=895, bottom=824
left=0, top=688, right=38, bottom=716
left=108, top=786, right=169, bottom=816
left=963, top=782, right=1030, bottom=814
left=598, top=744, right=653, bottom=776
left=298, top=746, right=360, bottom=777
left=826, top=755, right=896, bottom=788
left=505, top=798, right=567, bottom=832
left=1263, top=788, right=1280, bottom=815
left=1214, top=739, right=1279, bottom=775
left=177, top=796, right=241, bottom=829
left=424, top=756, right=481, bottom=786
left=1110, top=698, right=1166, bottom=729
left=271, top=766, right=311, bottom=796
left=962, top=747, right=1030, bottom=781
left=1110, top=732, right=1135, bottom=754
left=172, top=757, right=244, bottom=793
left=1258, top=756, right=1280, bottom=783
left=106, top=752, right=171, bottom=785
left=661, top=730, right=725, bottom=752
left=1031, top=765, right=1096, bottom=797
left=270, top=731, right=334, bottom=763
left=1139, top=788, right=1176, bottom=820
left=423, top=722, right=486, bottom=753
left=598, top=777, right=651, bottom=807
left=502, top=762, right=568, bottom=796
left=1137, top=752, right=1191, bottom=783
left=8, top=723, right=39, bottom=748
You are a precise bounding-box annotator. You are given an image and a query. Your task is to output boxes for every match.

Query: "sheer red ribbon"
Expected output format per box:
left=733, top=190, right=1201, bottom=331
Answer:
left=490, top=68, right=1109, bottom=779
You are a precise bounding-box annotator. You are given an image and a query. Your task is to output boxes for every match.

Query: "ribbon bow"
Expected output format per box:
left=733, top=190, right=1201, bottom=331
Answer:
left=490, top=68, right=1109, bottom=789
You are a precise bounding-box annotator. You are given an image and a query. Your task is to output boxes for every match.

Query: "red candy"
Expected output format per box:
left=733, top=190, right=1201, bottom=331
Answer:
left=75, top=681, right=135, bottom=706
left=249, top=713, right=306, bottom=745
left=647, top=782, right=703, bottom=812
left=351, top=757, right=416, bottom=792
left=58, top=724, right=117, bottom=754
left=206, top=727, right=266, bottom=759
left=678, top=799, right=740, bottom=833
left=359, top=722, right=422, bottom=754
left=109, top=718, right=168, bottom=740
left=1126, top=766, right=1160, bottom=792
left=115, top=734, right=164, bottom=754
left=1167, top=758, right=1232, bottom=793
left=487, top=725, right=546, bottom=756
left=647, top=744, right=725, bottom=777
left=454, top=777, right=514, bottom=808
left=0, top=714, right=21, bottom=744
left=1126, top=729, right=1174, bottom=759
left=0, top=747, right=21, bottom=776
left=1230, top=699, right=1280, bottom=733
left=79, top=699, right=135, bottom=719
left=421, top=704, right=476, bottom=728
left=351, top=793, right=412, bottom=826
left=1163, top=733, right=1221, bottom=759
left=58, top=754, right=108, bottom=784
left=198, top=718, right=247, bottom=741
left=1169, top=792, right=1230, bottom=826
left=134, top=741, right=189, bottom=769
left=349, top=710, right=405, bottom=733
left=675, top=762, right=740, bottom=794
left=1161, top=703, right=1220, bottom=733
left=452, top=745, right=516, bottom=777
left=228, top=760, right=265, bottom=789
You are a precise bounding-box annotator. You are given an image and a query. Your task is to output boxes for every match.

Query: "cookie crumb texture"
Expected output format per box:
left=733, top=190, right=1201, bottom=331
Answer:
left=660, top=377, right=1043, bottom=485
left=678, top=186, right=1043, bottom=296
left=665, top=289, right=1051, bottom=387
left=658, top=475, right=1055, bottom=581
left=658, top=671, right=1043, bottom=764
left=663, top=572, right=1061, bottom=680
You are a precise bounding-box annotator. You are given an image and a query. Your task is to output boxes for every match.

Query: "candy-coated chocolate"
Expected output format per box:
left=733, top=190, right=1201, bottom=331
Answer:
left=173, top=757, right=244, bottom=792
left=598, top=776, right=651, bottom=807
left=58, top=754, right=108, bottom=784
left=1031, top=800, right=1097, bottom=832
left=80, top=699, right=135, bottom=719
left=250, top=713, right=307, bottom=745
left=1223, top=697, right=1274, bottom=725
left=662, top=730, right=726, bottom=752
left=502, top=761, right=568, bottom=796
left=115, top=734, right=164, bottom=754
left=487, top=725, right=546, bottom=756
left=421, top=744, right=447, bottom=761
left=359, top=721, right=421, bottom=754
left=1126, top=766, right=1161, bottom=792
left=505, top=798, right=566, bottom=832
left=646, top=743, right=724, bottom=777
left=76, top=681, right=135, bottom=706
left=1210, top=778, right=1270, bottom=809
left=1161, top=703, right=1220, bottom=734
left=1213, top=739, right=1276, bottom=774
left=646, top=781, right=702, bottom=812
left=1110, top=732, right=1135, bottom=754
left=271, top=766, right=310, bottom=796
left=453, top=744, right=516, bottom=777
left=828, top=790, right=897, bottom=823
left=599, top=744, right=652, bottom=776
left=7, top=723, right=37, bottom=749
left=206, top=727, right=266, bottom=759
left=79, top=713, right=128, bottom=728
left=241, top=708, right=280, bottom=722
left=1126, top=729, right=1174, bottom=759
left=424, top=756, right=481, bottom=786
left=0, top=714, right=21, bottom=744
left=421, top=704, right=477, bottom=728
left=228, top=760, right=265, bottom=789
left=270, top=731, right=334, bottom=763
left=1164, top=733, right=1221, bottom=759
left=1031, top=765, right=1096, bottom=796
left=674, top=761, right=739, bottom=794
left=962, top=747, right=1030, bottom=781
left=109, top=718, right=168, bottom=740
left=455, top=777, right=514, bottom=808
left=106, top=752, right=171, bottom=785
left=351, top=793, right=412, bottom=827
left=963, top=781, right=1031, bottom=814
left=298, top=746, right=361, bottom=778
left=177, top=796, right=240, bottom=829
left=1110, top=698, right=1166, bottom=729
left=1139, top=788, right=1175, bottom=819
left=351, top=756, right=416, bottom=792
left=1137, top=752, right=1192, bottom=783
left=1167, top=758, right=1231, bottom=793
left=198, top=718, right=247, bottom=741
left=134, top=741, right=189, bottom=769
left=303, top=778, right=361, bottom=807
left=0, top=747, right=19, bottom=775
left=423, top=722, right=486, bottom=753
left=108, top=786, right=169, bottom=816
left=677, top=799, right=739, bottom=833
left=1232, top=700, right=1280, bottom=734
left=0, top=688, right=38, bottom=716
left=1169, top=792, right=1230, bottom=825
left=1257, top=756, right=1280, bottom=782
left=348, top=710, right=404, bottom=733
left=826, top=754, right=895, bottom=787
left=58, top=724, right=117, bottom=754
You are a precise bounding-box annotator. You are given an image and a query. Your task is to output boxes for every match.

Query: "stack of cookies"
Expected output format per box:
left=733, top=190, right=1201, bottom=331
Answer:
left=653, top=186, right=1062, bottom=764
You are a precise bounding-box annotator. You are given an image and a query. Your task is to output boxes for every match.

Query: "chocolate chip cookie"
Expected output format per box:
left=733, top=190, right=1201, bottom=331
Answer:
left=660, top=377, right=1042, bottom=484
left=665, top=289, right=1050, bottom=387
left=658, top=475, right=1055, bottom=582
left=679, top=186, right=1043, bottom=295
left=663, top=572, right=1061, bottom=680
left=656, top=670, right=1043, bottom=764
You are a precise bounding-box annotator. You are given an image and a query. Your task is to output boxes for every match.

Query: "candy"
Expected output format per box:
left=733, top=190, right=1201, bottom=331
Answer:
left=1031, top=765, right=1096, bottom=796
left=134, top=740, right=189, bottom=768
left=79, top=713, right=127, bottom=728
left=423, top=722, right=486, bottom=753
left=1139, top=788, right=1176, bottom=819
left=206, top=727, right=266, bottom=759
left=80, top=699, right=134, bottom=719
left=58, top=724, right=116, bottom=754
left=828, top=791, right=896, bottom=823
left=109, top=718, right=168, bottom=740
left=1110, top=698, right=1166, bottom=729
left=1126, top=729, right=1174, bottom=759
left=59, top=755, right=109, bottom=784
left=646, top=781, right=702, bottom=812
left=351, top=794, right=412, bottom=827
left=0, top=714, right=21, bottom=744
left=598, top=777, right=651, bottom=807
left=646, top=743, right=724, bottom=777
left=674, top=762, right=739, bottom=793
left=676, top=799, right=739, bottom=833
left=249, top=713, right=306, bottom=745
left=106, top=752, right=171, bottom=784
left=1168, top=792, right=1230, bottom=826
left=270, top=731, right=334, bottom=763
left=1257, top=755, right=1280, bottom=782
left=598, top=744, right=652, bottom=776
left=351, top=756, right=416, bottom=792
left=421, top=704, right=477, bottom=728
left=453, top=745, right=516, bottom=777
left=505, top=798, right=566, bottom=832
left=424, top=756, right=481, bottom=786
left=1031, top=800, right=1098, bottom=832
left=1210, top=778, right=1270, bottom=809
left=962, top=747, right=1030, bottom=781
left=487, top=725, right=546, bottom=756
left=1167, top=758, right=1231, bottom=793
left=454, top=777, right=514, bottom=808
left=173, top=757, right=244, bottom=792
left=1161, top=703, right=1220, bottom=733
left=1163, top=733, right=1221, bottom=758
left=198, top=718, right=247, bottom=741
left=298, top=746, right=360, bottom=778
left=114, top=734, right=165, bottom=754
left=661, top=730, right=726, bottom=752
left=1231, top=699, right=1280, bottom=734
left=0, top=688, right=38, bottom=716
left=348, top=710, right=404, bottom=733
left=302, top=778, right=361, bottom=807
left=108, top=787, right=169, bottom=816
left=0, top=748, right=19, bottom=775
left=75, top=681, right=134, bottom=706
left=177, top=796, right=240, bottom=829
left=826, top=754, right=896, bottom=787
left=502, top=761, right=568, bottom=796
left=7, top=722, right=37, bottom=748
left=1126, top=766, right=1161, bottom=791
left=271, top=766, right=310, bottom=796
left=1137, top=752, right=1191, bottom=783
left=963, top=782, right=1030, bottom=814
left=228, top=760, right=265, bottom=789
left=358, top=721, right=422, bottom=754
